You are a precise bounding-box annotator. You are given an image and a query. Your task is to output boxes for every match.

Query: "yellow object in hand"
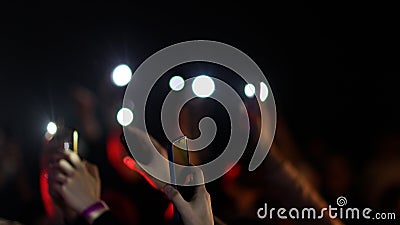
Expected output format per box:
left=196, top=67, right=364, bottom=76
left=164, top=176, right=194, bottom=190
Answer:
left=73, top=130, right=78, bottom=153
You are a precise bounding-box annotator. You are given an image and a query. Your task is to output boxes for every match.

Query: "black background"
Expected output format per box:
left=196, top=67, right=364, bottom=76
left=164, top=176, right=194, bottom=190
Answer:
left=0, top=1, right=398, bottom=223
left=1, top=1, right=398, bottom=149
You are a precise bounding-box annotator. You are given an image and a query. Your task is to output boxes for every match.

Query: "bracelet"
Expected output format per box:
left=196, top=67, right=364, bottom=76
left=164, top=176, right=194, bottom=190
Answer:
left=81, top=201, right=108, bottom=218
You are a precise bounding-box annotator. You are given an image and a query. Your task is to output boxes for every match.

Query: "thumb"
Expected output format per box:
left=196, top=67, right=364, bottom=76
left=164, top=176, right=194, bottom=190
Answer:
left=164, top=185, right=190, bottom=215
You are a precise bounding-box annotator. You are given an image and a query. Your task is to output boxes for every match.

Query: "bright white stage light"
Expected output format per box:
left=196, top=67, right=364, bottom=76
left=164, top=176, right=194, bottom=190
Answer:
left=117, top=108, right=134, bottom=126
left=244, top=83, right=256, bottom=97
left=112, top=64, right=132, bottom=86
left=169, top=76, right=185, bottom=91
left=192, top=75, right=215, bottom=98
left=260, top=82, right=269, bottom=102
left=47, top=122, right=57, bottom=135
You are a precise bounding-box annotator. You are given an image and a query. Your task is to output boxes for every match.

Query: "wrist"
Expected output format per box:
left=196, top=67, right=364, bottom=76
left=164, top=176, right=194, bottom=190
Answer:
left=81, top=201, right=109, bottom=224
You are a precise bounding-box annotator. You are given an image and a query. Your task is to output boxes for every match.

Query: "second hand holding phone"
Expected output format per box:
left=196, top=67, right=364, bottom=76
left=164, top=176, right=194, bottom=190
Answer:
left=167, top=136, right=195, bottom=224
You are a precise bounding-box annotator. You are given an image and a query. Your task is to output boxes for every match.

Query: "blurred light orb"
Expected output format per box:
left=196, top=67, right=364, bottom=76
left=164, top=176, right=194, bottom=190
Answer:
left=112, top=64, right=132, bottom=86
left=47, top=122, right=57, bottom=135
left=169, top=76, right=185, bottom=91
left=117, top=108, right=134, bottom=126
left=192, top=75, right=215, bottom=98
left=244, top=83, right=256, bottom=97
left=260, top=82, right=269, bottom=102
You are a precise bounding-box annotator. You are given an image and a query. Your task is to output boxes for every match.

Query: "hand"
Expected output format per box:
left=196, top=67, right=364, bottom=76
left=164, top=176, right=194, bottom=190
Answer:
left=49, top=151, right=101, bottom=213
left=123, top=126, right=169, bottom=190
left=164, top=168, right=214, bottom=225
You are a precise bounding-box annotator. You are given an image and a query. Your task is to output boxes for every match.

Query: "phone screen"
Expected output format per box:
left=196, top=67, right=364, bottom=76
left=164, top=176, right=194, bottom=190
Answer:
left=167, top=136, right=192, bottom=224
left=171, top=136, right=189, bottom=165
left=168, top=136, right=189, bottom=186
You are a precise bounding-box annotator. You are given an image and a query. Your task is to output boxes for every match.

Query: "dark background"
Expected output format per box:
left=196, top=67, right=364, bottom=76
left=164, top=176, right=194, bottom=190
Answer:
left=0, top=1, right=399, bottom=224
left=1, top=1, right=398, bottom=149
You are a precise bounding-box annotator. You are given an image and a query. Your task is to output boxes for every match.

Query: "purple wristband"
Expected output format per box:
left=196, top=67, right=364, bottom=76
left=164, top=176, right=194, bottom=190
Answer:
left=81, top=201, right=107, bottom=218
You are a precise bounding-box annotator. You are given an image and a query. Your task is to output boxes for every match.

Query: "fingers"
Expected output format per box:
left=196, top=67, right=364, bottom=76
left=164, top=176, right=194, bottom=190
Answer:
left=186, top=166, right=207, bottom=194
left=164, top=185, right=190, bottom=215
left=184, top=173, right=194, bottom=185
left=49, top=151, right=91, bottom=178
left=59, top=158, right=75, bottom=176
left=185, top=167, right=211, bottom=207
left=85, top=161, right=100, bottom=179
left=49, top=151, right=82, bottom=169
left=48, top=169, right=68, bottom=184
left=65, top=151, right=83, bottom=169
left=194, top=184, right=208, bottom=198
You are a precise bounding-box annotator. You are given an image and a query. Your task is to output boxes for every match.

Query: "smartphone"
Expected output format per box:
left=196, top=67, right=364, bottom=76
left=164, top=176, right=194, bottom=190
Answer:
left=46, top=125, right=77, bottom=153
left=168, top=136, right=190, bottom=184
left=167, top=136, right=195, bottom=224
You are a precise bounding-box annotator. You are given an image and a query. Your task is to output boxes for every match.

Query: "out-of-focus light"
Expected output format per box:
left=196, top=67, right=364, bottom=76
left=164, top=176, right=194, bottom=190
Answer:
left=112, top=64, right=132, bottom=86
left=244, top=83, right=256, bottom=97
left=117, top=108, right=134, bottom=126
left=260, top=82, right=269, bottom=102
left=192, top=75, right=215, bottom=98
left=47, top=122, right=57, bottom=135
left=169, top=76, right=185, bottom=91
